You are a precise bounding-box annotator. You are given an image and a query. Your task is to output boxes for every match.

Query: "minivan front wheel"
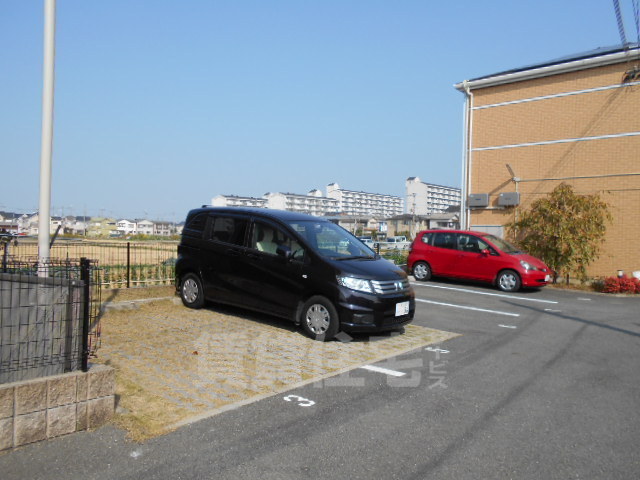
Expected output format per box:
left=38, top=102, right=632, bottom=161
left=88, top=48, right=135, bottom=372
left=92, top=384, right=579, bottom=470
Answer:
left=180, top=273, right=205, bottom=309
left=300, top=296, right=340, bottom=341
left=412, top=261, right=432, bottom=281
left=497, top=270, right=521, bottom=292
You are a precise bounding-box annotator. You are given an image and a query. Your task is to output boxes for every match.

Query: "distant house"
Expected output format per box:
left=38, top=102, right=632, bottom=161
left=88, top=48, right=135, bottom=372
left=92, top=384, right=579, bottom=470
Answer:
left=13, top=213, right=71, bottom=236
left=136, top=220, right=154, bottom=236
left=325, top=215, right=380, bottom=235
left=18, top=213, right=39, bottom=235
left=116, top=220, right=137, bottom=235
left=0, top=212, right=20, bottom=233
left=153, top=221, right=174, bottom=236
left=67, top=216, right=91, bottom=235
left=4, top=212, right=179, bottom=238
left=426, top=212, right=460, bottom=230
left=385, top=212, right=460, bottom=238
left=86, top=218, right=117, bottom=237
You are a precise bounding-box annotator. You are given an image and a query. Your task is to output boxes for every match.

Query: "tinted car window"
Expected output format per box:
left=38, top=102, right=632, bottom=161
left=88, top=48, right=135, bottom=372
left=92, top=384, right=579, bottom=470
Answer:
left=286, top=220, right=373, bottom=259
left=484, top=234, right=521, bottom=254
left=420, top=232, right=433, bottom=244
left=457, top=234, right=484, bottom=253
left=433, top=232, right=457, bottom=250
left=250, top=221, right=305, bottom=260
left=208, top=216, right=248, bottom=246
left=183, top=212, right=207, bottom=236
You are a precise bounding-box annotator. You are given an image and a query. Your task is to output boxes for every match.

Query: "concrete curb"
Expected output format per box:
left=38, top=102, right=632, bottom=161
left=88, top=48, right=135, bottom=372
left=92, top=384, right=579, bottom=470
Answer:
left=101, top=297, right=175, bottom=312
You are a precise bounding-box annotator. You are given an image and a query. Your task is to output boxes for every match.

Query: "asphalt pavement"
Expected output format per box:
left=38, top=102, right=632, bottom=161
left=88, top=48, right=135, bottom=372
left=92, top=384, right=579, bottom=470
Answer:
left=2, top=280, right=639, bottom=479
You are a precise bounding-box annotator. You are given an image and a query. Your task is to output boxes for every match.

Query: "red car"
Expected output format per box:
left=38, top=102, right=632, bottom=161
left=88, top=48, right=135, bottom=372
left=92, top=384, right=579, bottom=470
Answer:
left=408, top=230, right=552, bottom=292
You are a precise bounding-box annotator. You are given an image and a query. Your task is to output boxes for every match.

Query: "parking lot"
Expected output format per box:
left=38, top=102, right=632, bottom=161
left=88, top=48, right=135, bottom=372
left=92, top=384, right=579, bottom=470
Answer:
left=4, top=279, right=640, bottom=479
left=91, top=292, right=458, bottom=440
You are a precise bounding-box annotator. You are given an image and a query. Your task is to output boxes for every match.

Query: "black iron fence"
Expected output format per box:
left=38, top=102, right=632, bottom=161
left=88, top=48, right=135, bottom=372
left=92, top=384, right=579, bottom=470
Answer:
left=9, top=238, right=177, bottom=289
left=0, top=256, right=101, bottom=384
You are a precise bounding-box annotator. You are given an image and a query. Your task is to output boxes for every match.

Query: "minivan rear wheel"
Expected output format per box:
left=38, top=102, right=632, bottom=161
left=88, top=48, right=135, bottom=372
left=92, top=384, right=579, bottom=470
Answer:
left=497, top=270, right=521, bottom=292
left=412, top=261, right=432, bottom=281
left=300, top=296, right=340, bottom=341
left=180, top=273, right=205, bottom=309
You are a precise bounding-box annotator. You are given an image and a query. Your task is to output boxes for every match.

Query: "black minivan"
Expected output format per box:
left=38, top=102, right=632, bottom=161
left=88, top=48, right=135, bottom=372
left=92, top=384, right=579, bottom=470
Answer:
left=175, top=207, right=415, bottom=341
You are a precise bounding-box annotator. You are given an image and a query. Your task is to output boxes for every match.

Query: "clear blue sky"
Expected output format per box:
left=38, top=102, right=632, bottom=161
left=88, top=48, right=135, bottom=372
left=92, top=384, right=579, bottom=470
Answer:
left=0, top=1, right=635, bottom=221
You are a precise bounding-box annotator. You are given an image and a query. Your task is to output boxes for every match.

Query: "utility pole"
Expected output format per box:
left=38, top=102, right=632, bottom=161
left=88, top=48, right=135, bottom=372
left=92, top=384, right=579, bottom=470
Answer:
left=411, top=193, right=417, bottom=239
left=37, top=0, right=56, bottom=269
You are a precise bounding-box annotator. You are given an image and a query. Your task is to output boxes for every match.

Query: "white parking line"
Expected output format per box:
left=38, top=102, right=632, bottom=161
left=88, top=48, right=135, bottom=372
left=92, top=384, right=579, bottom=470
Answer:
left=498, top=324, right=518, bottom=329
left=360, top=365, right=406, bottom=377
left=411, top=282, right=559, bottom=304
left=415, top=298, right=520, bottom=317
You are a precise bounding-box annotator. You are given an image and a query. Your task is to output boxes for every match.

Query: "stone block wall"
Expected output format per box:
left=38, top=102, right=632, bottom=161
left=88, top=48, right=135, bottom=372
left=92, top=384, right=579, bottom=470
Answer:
left=0, top=364, right=115, bottom=450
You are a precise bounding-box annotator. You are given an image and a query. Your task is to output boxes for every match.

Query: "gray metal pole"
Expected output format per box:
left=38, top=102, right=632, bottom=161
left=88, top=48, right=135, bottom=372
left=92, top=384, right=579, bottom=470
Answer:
left=38, top=0, right=56, bottom=266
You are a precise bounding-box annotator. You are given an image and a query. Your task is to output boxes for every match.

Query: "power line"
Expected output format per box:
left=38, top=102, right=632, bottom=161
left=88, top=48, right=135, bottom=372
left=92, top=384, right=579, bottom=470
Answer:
left=613, top=0, right=628, bottom=45
left=633, top=0, right=640, bottom=43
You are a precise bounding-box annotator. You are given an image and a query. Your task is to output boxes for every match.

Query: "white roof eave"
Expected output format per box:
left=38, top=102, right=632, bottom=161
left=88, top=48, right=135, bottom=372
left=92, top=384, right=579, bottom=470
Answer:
left=454, top=49, right=640, bottom=91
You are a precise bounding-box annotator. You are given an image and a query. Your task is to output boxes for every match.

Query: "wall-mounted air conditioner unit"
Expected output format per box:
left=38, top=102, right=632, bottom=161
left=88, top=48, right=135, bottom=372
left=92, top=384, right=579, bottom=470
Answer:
left=468, top=194, right=489, bottom=208
left=498, top=192, right=520, bottom=206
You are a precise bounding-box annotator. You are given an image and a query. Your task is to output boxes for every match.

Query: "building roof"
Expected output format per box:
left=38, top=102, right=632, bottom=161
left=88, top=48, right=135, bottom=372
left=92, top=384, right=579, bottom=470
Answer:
left=271, top=192, right=337, bottom=201
left=219, top=194, right=265, bottom=200
left=334, top=188, right=402, bottom=199
left=456, top=43, right=640, bottom=91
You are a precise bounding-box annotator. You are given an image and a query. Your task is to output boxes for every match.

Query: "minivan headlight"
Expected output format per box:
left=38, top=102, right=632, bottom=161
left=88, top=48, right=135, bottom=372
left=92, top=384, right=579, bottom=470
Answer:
left=520, top=260, right=538, bottom=271
left=337, top=276, right=373, bottom=293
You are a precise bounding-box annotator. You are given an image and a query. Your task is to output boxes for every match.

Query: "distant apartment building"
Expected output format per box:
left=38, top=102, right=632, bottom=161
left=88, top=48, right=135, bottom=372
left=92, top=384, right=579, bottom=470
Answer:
left=211, top=195, right=268, bottom=208
left=326, top=183, right=403, bottom=217
left=212, top=190, right=339, bottom=216
left=213, top=184, right=404, bottom=218
left=405, top=177, right=461, bottom=215
left=264, top=190, right=339, bottom=216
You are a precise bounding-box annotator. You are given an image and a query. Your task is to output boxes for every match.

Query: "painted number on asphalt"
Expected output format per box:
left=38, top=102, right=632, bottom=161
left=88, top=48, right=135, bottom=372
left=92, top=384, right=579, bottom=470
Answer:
left=425, top=347, right=449, bottom=354
left=284, top=395, right=315, bottom=407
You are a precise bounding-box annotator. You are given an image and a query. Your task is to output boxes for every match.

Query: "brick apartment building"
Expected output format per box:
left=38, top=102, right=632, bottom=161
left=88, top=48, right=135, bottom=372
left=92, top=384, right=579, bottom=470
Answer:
left=455, top=44, right=640, bottom=277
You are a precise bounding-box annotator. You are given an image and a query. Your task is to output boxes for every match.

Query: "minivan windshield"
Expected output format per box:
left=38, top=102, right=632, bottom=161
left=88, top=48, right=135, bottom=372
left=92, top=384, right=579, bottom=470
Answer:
left=483, top=234, right=522, bottom=254
left=286, top=220, right=375, bottom=259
